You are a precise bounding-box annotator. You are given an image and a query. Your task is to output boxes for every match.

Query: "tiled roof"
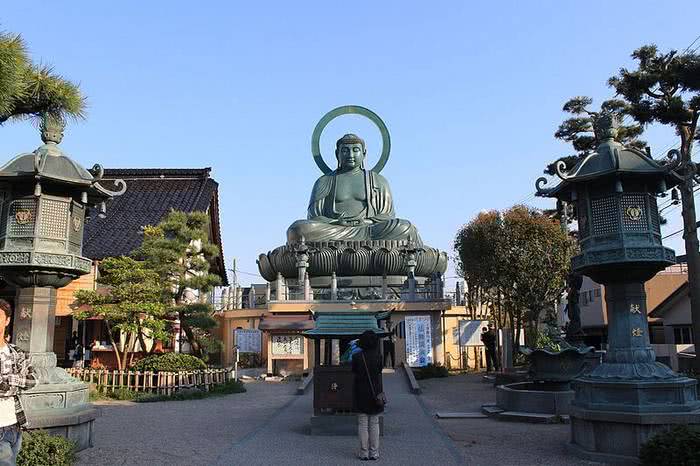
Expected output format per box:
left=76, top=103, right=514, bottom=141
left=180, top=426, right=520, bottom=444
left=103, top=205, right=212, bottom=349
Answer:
left=83, top=168, right=228, bottom=284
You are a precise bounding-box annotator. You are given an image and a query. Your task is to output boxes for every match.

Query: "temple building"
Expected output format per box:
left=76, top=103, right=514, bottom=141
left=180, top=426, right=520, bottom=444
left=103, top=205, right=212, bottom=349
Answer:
left=51, top=168, right=227, bottom=367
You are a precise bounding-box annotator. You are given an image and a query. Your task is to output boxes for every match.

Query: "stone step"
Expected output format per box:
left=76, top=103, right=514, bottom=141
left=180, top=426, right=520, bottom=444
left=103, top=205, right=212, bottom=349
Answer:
left=496, top=411, right=568, bottom=424
left=435, top=412, right=488, bottom=419
left=481, top=404, right=504, bottom=416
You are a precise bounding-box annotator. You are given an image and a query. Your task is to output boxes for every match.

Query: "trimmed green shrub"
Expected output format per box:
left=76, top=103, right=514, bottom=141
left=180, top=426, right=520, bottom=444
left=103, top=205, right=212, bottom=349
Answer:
left=106, top=387, right=139, bottom=401
left=136, top=379, right=246, bottom=403
left=413, top=363, right=449, bottom=380
left=640, top=425, right=700, bottom=466
left=133, top=352, right=207, bottom=372
left=17, top=430, right=75, bottom=466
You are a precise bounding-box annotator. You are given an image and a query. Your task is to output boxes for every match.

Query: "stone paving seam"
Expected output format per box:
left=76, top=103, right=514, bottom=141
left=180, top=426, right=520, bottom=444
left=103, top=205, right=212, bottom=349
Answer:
left=213, top=392, right=301, bottom=464
left=414, top=391, right=467, bottom=465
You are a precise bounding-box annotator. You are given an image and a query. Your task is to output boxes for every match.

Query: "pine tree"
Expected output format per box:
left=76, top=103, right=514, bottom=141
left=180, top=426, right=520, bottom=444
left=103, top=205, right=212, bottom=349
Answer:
left=609, top=44, right=700, bottom=370
left=0, top=31, right=84, bottom=125
left=74, top=256, right=168, bottom=370
left=545, top=96, right=645, bottom=176
left=133, top=210, right=222, bottom=360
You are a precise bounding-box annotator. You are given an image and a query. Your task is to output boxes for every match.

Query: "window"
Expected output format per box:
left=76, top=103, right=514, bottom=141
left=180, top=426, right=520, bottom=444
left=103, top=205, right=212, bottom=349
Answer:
left=594, top=289, right=601, bottom=297
left=674, top=326, right=693, bottom=344
left=589, top=290, right=594, bottom=301
left=580, top=292, right=589, bottom=306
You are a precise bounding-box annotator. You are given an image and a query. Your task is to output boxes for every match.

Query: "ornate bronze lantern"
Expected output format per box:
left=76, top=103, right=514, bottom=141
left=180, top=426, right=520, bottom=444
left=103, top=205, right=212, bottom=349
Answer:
left=0, top=116, right=125, bottom=287
left=536, top=115, right=700, bottom=462
left=0, top=116, right=125, bottom=450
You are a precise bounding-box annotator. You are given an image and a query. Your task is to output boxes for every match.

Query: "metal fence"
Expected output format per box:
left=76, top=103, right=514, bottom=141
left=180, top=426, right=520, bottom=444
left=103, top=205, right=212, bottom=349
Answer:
left=67, top=367, right=235, bottom=395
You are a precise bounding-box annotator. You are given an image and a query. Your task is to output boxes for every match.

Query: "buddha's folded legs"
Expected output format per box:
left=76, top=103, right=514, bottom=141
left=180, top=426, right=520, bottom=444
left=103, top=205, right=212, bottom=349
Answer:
left=369, top=219, right=422, bottom=244
left=286, top=218, right=421, bottom=244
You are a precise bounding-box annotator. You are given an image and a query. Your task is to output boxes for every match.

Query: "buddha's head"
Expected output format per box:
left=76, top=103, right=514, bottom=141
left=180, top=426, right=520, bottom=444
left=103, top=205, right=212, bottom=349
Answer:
left=335, top=133, right=366, bottom=170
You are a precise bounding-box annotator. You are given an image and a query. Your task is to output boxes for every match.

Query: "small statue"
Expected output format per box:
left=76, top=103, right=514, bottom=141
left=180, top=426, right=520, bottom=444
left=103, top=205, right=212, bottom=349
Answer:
left=287, top=133, right=421, bottom=244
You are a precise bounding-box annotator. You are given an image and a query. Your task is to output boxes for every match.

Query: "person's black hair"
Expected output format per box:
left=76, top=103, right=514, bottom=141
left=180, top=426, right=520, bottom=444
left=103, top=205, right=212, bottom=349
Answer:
left=0, top=300, right=11, bottom=319
left=359, top=330, right=378, bottom=350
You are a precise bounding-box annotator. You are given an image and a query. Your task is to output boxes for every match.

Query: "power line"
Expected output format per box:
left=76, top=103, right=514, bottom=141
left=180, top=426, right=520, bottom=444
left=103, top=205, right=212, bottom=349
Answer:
left=226, top=267, right=263, bottom=279
left=682, top=34, right=700, bottom=54
left=520, top=34, right=700, bottom=211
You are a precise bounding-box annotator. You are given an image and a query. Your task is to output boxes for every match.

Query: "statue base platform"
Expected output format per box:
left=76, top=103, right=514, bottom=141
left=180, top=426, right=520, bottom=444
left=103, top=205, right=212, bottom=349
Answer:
left=23, top=380, right=98, bottom=451
left=568, top=376, right=700, bottom=463
left=258, top=241, right=447, bottom=281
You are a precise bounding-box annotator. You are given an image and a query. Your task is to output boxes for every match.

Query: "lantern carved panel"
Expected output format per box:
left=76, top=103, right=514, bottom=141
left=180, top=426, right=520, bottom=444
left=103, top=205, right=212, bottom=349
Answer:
left=591, top=196, right=620, bottom=236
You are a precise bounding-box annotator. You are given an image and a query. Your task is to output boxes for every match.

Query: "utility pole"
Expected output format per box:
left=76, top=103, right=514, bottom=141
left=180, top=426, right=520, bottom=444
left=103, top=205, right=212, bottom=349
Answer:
left=675, top=137, right=700, bottom=371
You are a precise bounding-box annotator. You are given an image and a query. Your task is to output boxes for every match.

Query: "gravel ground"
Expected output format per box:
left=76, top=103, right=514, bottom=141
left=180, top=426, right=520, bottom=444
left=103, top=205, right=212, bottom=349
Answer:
left=419, top=373, right=604, bottom=466
left=76, top=380, right=298, bottom=466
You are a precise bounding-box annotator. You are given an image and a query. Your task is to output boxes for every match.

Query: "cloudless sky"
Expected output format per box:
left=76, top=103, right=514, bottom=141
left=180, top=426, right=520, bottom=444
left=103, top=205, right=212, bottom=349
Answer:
left=1, top=2, right=699, bottom=287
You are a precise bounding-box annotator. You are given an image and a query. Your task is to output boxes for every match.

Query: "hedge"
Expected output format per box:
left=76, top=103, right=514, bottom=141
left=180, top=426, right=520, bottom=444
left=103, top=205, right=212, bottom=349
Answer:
left=132, top=353, right=207, bottom=372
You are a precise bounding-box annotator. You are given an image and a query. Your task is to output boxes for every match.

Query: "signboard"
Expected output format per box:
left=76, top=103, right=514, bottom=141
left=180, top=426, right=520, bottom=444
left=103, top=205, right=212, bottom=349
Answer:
left=405, top=315, right=433, bottom=367
left=453, top=320, right=489, bottom=346
left=234, top=329, right=261, bottom=353
left=271, top=335, right=304, bottom=355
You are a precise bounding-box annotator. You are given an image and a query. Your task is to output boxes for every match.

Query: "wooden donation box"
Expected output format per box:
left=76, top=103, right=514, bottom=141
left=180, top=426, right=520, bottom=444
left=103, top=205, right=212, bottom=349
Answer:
left=303, top=311, right=390, bottom=416
left=314, top=365, right=354, bottom=414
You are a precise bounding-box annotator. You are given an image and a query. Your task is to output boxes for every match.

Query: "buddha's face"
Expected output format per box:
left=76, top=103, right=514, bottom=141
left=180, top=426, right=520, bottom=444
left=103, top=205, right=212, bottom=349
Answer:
left=337, top=143, right=365, bottom=170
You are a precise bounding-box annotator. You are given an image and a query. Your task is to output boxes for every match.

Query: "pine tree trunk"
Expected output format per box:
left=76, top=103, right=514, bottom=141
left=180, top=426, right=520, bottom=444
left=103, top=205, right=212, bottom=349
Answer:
left=105, top=321, right=123, bottom=371
left=679, top=127, right=700, bottom=372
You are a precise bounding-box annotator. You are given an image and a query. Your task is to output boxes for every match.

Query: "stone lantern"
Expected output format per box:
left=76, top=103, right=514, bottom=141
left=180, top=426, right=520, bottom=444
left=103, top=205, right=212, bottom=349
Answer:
left=536, top=114, right=700, bottom=462
left=0, top=116, right=125, bottom=449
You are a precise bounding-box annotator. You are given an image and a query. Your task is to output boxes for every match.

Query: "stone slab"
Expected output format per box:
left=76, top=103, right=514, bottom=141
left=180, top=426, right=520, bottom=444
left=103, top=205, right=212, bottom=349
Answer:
left=480, top=405, right=504, bottom=416
left=496, top=411, right=566, bottom=424
left=297, top=371, right=314, bottom=395
left=435, top=412, right=487, bottom=419
left=402, top=362, right=421, bottom=394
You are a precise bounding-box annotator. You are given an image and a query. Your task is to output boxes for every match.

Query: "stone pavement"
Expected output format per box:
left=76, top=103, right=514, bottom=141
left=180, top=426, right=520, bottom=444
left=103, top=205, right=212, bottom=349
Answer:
left=215, top=371, right=464, bottom=465
left=77, top=370, right=607, bottom=466
left=76, top=381, right=299, bottom=466
left=419, top=373, right=603, bottom=466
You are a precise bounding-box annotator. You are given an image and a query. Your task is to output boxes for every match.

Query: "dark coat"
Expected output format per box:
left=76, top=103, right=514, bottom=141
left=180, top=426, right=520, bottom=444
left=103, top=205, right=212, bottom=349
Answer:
left=351, top=349, right=384, bottom=415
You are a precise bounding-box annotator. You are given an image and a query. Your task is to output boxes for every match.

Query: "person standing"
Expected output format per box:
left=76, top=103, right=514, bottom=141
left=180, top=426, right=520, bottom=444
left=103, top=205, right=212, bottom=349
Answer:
left=351, top=330, right=385, bottom=461
left=382, top=322, right=395, bottom=369
left=481, top=325, right=499, bottom=372
left=0, top=299, right=37, bottom=466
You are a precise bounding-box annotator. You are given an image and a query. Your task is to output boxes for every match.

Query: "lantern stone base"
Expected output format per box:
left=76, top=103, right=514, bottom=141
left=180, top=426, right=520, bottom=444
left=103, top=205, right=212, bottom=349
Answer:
left=22, top=380, right=98, bottom=451
left=568, top=377, right=700, bottom=464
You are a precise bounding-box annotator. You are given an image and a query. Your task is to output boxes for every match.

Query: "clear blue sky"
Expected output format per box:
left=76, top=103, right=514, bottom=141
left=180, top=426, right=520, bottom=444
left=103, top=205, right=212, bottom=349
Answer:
left=1, top=2, right=699, bottom=287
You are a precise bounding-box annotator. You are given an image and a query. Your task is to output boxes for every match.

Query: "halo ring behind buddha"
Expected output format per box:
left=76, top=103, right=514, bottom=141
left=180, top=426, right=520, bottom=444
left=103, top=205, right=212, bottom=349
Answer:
left=311, top=105, right=391, bottom=175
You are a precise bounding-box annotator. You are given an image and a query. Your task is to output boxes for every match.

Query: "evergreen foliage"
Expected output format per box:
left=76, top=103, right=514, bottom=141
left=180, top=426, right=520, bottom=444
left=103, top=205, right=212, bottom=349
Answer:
left=133, top=352, right=207, bottom=372
left=0, top=31, right=84, bottom=125
left=545, top=96, right=645, bottom=176
left=17, top=431, right=76, bottom=466
left=74, top=256, right=169, bottom=370
left=609, top=44, right=700, bottom=371
left=640, top=425, right=700, bottom=466
left=413, top=363, right=449, bottom=380
left=133, top=210, right=222, bottom=359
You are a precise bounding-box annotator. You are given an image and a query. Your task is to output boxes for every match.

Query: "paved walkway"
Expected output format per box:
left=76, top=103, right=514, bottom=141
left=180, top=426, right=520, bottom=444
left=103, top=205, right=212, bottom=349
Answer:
left=76, top=381, right=299, bottom=466
left=77, top=371, right=605, bottom=465
left=215, top=371, right=464, bottom=465
left=419, top=373, right=602, bottom=466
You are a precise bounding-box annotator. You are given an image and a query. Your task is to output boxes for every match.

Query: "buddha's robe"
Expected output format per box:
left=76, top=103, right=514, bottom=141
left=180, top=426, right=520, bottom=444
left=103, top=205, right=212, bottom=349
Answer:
left=287, top=169, right=421, bottom=244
